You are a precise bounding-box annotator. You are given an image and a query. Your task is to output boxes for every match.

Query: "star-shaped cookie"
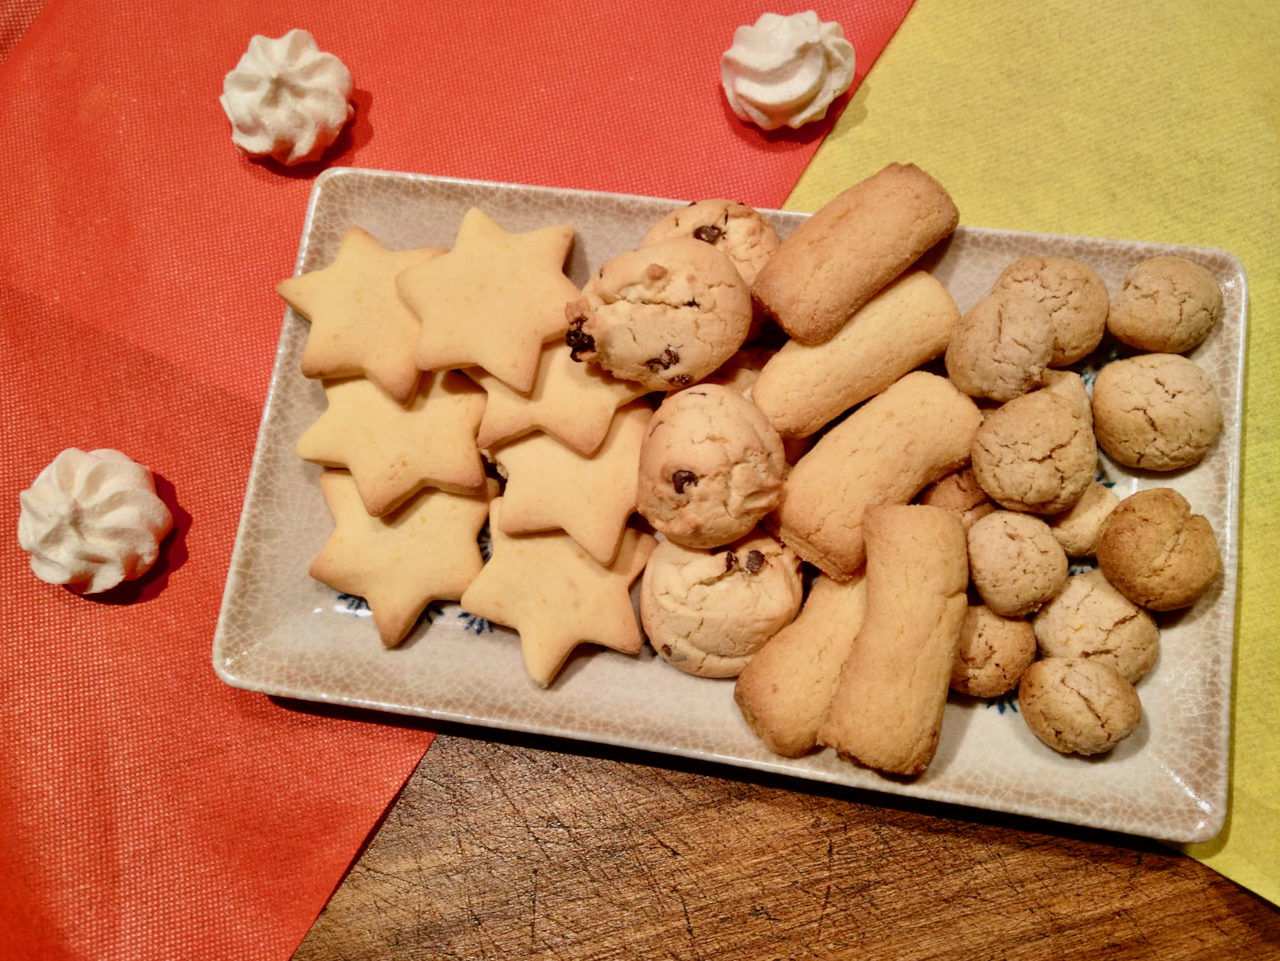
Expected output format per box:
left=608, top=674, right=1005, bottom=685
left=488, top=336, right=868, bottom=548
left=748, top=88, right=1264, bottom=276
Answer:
left=397, top=207, right=580, bottom=393
left=459, top=498, right=657, bottom=687
left=490, top=401, right=653, bottom=565
left=296, top=371, right=487, bottom=516
left=277, top=226, right=446, bottom=404
left=467, top=340, right=649, bottom=456
left=310, top=470, right=495, bottom=647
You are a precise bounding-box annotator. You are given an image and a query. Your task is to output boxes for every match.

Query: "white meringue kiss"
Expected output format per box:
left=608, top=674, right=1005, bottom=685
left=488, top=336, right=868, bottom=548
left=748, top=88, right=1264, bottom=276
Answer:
left=721, top=11, right=856, bottom=131
left=18, top=448, right=173, bottom=595
left=220, top=28, right=354, bottom=165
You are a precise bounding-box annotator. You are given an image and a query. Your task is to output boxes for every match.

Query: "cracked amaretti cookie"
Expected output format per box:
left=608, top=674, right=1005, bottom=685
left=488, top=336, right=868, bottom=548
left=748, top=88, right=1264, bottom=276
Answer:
left=945, top=288, right=1055, bottom=402
left=991, top=255, right=1110, bottom=367
left=966, top=510, right=1068, bottom=617
left=565, top=237, right=752, bottom=391
left=1091, top=353, right=1223, bottom=471
left=1106, top=255, right=1223, bottom=354
left=1033, top=568, right=1160, bottom=683
left=637, top=384, right=787, bottom=549
left=1018, top=656, right=1142, bottom=756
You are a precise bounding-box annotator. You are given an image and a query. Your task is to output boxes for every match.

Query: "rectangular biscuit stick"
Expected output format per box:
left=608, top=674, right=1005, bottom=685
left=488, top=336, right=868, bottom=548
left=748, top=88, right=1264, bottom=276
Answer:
left=817, top=504, right=969, bottom=776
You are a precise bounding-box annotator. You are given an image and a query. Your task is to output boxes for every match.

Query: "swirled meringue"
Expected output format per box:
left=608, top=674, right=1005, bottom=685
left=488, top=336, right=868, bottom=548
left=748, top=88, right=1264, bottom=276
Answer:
left=219, top=29, right=354, bottom=166
left=720, top=11, right=856, bottom=131
left=18, top=449, right=173, bottom=595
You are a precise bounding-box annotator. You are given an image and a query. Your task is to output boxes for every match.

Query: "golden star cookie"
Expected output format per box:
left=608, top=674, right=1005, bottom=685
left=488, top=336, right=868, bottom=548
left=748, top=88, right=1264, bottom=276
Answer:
left=466, top=340, right=649, bottom=456
left=310, top=471, right=495, bottom=647
left=490, top=401, right=652, bottom=565
left=277, top=226, right=446, bottom=404
left=296, top=371, right=487, bottom=516
left=397, top=208, right=579, bottom=393
left=459, top=498, right=657, bottom=687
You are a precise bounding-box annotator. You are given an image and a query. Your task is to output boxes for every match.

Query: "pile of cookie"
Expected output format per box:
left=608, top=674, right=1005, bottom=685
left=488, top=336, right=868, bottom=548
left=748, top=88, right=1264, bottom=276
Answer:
left=278, top=162, right=1225, bottom=778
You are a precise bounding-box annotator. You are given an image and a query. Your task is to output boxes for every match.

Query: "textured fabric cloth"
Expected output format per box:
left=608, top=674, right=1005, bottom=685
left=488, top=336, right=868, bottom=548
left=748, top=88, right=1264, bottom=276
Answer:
left=0, top=1, right=912, bottom=958
left=789, top=0, right=1279, bottom=907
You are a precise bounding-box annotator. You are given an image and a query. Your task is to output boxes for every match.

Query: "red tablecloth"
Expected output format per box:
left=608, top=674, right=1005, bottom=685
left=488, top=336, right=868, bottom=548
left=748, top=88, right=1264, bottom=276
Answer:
left=0, top=2, right=914, bottom=957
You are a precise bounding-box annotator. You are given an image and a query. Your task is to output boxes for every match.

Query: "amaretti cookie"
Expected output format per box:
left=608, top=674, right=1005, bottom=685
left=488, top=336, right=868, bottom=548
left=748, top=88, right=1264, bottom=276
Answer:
left=640, top=199, right=780, bottom=287
left=1091, top=353, right=1223, bottom=471
left=751, top=270, right=961, bottom=437
left=636, top=385, right=786, bottom=549
left=950, top=604, right=1037, bottom=698
left=640, top=531, right=804, bottom=678
left=966, top=511, right=1068, bottom=617
left=565, top=237, right=752, bottom=390
left=1033, top=568, right=1159, bottom=683
left=1046, top=480, right=1118, bottom=556
left=1107, top=255, right=1223, bottom=354
left=970, top=388, right=1097, bottom=514
left=770, top=371, right=983, bottom=579
left=751, top=163, right=960, bottom=345
left=1095, top=487, right=1220, bottom=611
left=991, top=256, right=1110, bottom=366
left=1018, top=657, right=1142, bottom=756
left=817, top=505, right=969, bottom=776
left=916, top=467, right=997, bottom=531
left=945, top=289, right=1054, bottom=402
left=734, top=573, right=868, bottom=757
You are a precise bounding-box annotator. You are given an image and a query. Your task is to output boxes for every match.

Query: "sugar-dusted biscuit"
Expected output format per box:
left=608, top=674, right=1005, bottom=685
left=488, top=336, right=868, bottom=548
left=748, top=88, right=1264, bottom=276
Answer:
left=966, top=511, right=1068, bottom=617
left=970, top=388, right=1096, bottom=514
left=490, top=401, right=652, bottom=566
left=770, top=371, right=982, bottom=579
left=752, top=270, right=961, bottom=438
left=991, top=256, right=1110, bottom=366
left=460, top=499, right=657, bottom=688
left=1046, top=480, right=1118, bottom=556
left=295, top=371, right=487, bottom=516
left=1033, top=568, right=1159, bottom=683
left=950, top=604, right=1037, bottom=698
left=945, top=289, right=1054, bottom=402
left=735, top=573, right=867, bottom=757
left=1091, top=353, right=1223, bottom=471
left=640, top=199, right=780, bottom=286
left=817, top=505, right=969, bottom=776
left=641, top=530, right=803, bottom=679
left=1018, top=657, right=1142, bottom=756
left=636, top=385, right=786, bottom=549
left=398, top=208, right=579, bottom=393
left=466, top=339, right=647, bottom=457
left=1095, top=487, right=1220, bottom=611
left=565, top=237, right=752, bottom=390
left=277, top=226, right=445, bottom=404
left=310, top=471, right=495, bottom=647
left=1107, top=255, right=1223, bottom=354
left=751, top=163, right=959, bottom=345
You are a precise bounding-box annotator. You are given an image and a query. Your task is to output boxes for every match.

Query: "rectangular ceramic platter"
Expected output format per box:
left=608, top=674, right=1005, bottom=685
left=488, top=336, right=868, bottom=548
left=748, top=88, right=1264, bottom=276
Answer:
left=213, top=169, right=1244, bottom=843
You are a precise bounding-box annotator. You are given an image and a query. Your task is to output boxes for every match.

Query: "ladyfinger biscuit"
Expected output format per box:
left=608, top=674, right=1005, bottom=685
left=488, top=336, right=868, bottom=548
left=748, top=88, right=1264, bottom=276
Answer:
left=751, top=163, right=960, bottom=345
left=817, top=504, right=969, bottom=776
left=734, top=572, right=867, bottom=758
left=769, top=371, right=982, bottom=579
left=751, top=270, right=961, bottom=438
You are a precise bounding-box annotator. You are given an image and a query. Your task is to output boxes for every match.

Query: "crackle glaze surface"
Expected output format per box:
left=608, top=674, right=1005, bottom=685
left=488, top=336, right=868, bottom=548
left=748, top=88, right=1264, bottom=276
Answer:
left=212, top=169, right=1244, bottom=843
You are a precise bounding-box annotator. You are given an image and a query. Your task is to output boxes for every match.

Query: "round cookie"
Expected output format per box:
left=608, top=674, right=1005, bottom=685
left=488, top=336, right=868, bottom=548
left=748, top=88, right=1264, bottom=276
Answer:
left=916, top=467, right=998, bottom=531
left=945, top=289, right=1054, bottom=402
left=970, top=388, right=1097, bottom=514
left=1107, top=255, right=1223, bottom=354
left=1033, top=568, right=1160, bottom=683
left=950, top=604, right=1037, bottom=698
left=1018, top=657, right=1142, bottom=756
left=967, top=511, right=1068, bottom=617
left=1046, top=480, right=1119, bottom=557
left=1091, top=353, right=1222, bottom=471
left=637, top=385, right=787, bottom=549
left=640, top=531, right=804, bottom=678
left=1041, top=368, right=1093, bottom=428
left=992, top=256, right=1110, bottom=366
left=565, top=237, right=753, bottom=391
left=1095, top=487, right=1220, bottom=611
left=640, top=199, right=781, bottom=287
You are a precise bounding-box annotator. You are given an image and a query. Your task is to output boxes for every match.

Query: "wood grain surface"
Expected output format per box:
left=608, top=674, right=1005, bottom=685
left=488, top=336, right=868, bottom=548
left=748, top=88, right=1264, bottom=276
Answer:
left=292, top=719, right=1280, bottom=960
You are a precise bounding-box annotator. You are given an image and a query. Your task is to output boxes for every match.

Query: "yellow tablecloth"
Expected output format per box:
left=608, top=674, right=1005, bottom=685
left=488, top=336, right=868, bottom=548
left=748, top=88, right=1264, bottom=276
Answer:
left=790, top=0, right=1279, bottom=906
